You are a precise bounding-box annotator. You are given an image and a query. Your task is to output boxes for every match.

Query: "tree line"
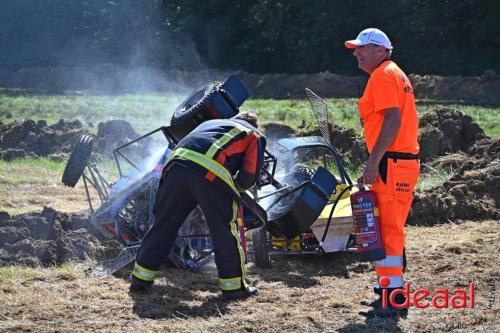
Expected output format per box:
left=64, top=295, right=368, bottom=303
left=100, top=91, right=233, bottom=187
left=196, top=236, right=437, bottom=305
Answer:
left=0, top=0, right=498, bottom=76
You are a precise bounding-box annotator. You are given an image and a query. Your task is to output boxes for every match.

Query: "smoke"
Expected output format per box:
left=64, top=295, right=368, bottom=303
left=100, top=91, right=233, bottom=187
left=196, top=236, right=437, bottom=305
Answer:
left=0, top=1, right=225, bottom=95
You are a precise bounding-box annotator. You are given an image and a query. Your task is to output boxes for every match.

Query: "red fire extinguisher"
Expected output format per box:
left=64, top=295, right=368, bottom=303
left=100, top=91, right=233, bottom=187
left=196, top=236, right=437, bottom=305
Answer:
left=350, top=185, right=385, bottom=261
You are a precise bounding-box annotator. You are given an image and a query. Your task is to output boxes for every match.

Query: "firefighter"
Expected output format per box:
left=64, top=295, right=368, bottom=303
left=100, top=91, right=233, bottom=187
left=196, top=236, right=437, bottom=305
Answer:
left=345, top=28, right=420, bottom=317
left=129, top=111, right=266, bottom=301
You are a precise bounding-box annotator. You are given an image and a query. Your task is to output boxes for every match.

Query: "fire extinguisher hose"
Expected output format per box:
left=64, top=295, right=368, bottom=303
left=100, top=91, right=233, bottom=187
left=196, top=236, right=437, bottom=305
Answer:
left=320, top=184, right=353, bottom=244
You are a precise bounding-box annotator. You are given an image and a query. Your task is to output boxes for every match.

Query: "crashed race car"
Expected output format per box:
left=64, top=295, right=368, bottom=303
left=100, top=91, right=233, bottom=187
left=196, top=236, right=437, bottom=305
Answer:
left=62, top=76, right=356, bottom=275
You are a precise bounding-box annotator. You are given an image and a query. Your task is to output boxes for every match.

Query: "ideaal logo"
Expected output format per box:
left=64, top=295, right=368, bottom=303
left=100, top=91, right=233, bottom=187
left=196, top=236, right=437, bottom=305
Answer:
left=379, top=276, right=475, bottom=309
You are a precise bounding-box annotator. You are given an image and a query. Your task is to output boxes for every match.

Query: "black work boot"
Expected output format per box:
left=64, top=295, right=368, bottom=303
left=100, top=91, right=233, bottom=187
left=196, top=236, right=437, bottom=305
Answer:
left=360, top=286, right=382, bottom=307
left=222, top=285, right=259, bottom=301
left=129, top=275, right=153, bottom=294
left=360, top=288, right=408, bottom=318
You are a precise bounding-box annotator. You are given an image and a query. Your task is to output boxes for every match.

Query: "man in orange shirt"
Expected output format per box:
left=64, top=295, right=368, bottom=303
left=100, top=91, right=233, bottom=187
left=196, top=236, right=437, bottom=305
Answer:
left=345, top=28, right=420, bottom=318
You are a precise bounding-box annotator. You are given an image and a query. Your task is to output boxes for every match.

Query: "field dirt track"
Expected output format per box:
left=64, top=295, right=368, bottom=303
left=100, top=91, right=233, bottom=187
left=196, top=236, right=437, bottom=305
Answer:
left=1, top=67, right=500, bottom=104
left=0, top=106, right=499, bottom=331
left=0, top=220, right=498, bottom=332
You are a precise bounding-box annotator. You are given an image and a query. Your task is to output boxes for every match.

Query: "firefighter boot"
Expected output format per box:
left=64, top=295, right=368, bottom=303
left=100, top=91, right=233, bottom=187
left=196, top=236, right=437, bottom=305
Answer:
left=129, top=275, right=153, bottom=294
left=360, top=288, right=408, bottom=318
left=223, top=285, right=259, bottom=301
left=360, top=286, right=382, bottom=307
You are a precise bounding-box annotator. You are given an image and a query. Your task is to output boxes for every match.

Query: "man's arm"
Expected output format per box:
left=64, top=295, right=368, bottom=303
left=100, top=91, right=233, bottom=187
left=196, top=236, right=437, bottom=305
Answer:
left=362, top=107, right=401, bottom=184
left=235, top=133, right=265, bottom=191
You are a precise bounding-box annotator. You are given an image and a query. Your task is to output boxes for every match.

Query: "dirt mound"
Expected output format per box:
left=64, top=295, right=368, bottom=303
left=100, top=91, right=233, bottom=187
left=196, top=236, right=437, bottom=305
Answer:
left=0, top=207, right=111, bottom=267
left=0, top=118, right=149, bottom=160
left=93, top=119, right=148, bottom=156
left=261, top=122, right=296, bottom=141
left=3, top=67, right=500, bottom=104
left=0, top=119, right=86, bottom=160
left=419, top=107, right=487, bottom=161
left=296, top=125, right=368, bottom=166
left=409, top=138, right=500, bottom=225
left=327, top=125, right=367, bottom=166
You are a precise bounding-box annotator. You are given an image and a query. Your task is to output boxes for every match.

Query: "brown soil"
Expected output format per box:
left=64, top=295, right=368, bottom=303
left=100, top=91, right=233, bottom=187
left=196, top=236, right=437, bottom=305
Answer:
left=0, top=107, right=498, bottom=267
left=409, top=138, right=500, bottom=225
left=0, top=108, right=499, bottom=331
left=93, top=119, right=152, bottom=157
left=296, top=124, right=368, bottom=166
left=0, top=220, right=498, bottom=332
left=2, top=67, right=500, bottom=104
left=0, top=119, right=85, bottom=160
left=267, top=108, right=500, bottom=227
left=418, top=108, right=487, bottom=161
left=0, top=207, right=115, bottom=267
left=0, top=119, right=147, bottom=160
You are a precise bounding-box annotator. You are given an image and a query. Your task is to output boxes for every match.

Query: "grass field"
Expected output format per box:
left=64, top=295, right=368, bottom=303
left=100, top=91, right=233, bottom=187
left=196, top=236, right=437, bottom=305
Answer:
left=1, top=92, right=499, bottom=138
left=0, top=91, right=496, bottom=215
left=1, top=220, right=498, bottom=332
left=0, top=158, right=95, bottom=215
left=1, top=91, right=499, bottom=332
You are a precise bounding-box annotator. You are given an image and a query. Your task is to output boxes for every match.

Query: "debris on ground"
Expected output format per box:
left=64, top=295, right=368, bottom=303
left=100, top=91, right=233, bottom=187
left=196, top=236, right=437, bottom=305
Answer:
left=0, top=119, right=86, bottom=160
left=0, top=207, right=116, bottom=266
left=0, top=108, right=498, bottom=265
left=0, top=119, right=150, bottom=160
left=409, top=138, right=500, bottom=225
left=418, top=107, right=487, bottom=161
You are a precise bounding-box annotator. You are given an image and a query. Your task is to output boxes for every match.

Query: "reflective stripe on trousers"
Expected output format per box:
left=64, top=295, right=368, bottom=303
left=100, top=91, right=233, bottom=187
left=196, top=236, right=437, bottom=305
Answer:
left=375, top=255, right=403, bottom=288
left=132, top=262, right=160, bottom=282
left=216, top=200, right=246, bottom=291
left=219, top=277, right=242, bottom=291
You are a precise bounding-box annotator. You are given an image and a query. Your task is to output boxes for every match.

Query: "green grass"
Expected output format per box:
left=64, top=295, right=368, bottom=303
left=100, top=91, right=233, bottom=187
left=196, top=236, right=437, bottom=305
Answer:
left=243, top=98, right=361, bottom=131
left=0, top=158, right=65, bottom=186
left=2, top=91, right=497, bottom=138
left=0, top=93, right=184, bottom=134
left=0, top=263, right=82, bottom=283
left=0, top=157, right=94, bottom=215
left=416, top=101, right=500, bottom=138
left=416, top=163, right=455, bottom=191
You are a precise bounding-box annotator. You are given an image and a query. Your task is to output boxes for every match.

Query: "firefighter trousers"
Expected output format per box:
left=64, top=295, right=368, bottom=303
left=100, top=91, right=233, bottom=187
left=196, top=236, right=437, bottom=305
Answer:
left=371, top=157, right=420, bottom=288
left=133, top=163, right=246, bottom=291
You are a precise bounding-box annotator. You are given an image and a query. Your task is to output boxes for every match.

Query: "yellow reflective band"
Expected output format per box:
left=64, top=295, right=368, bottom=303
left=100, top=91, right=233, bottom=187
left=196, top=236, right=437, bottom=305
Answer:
left=231, top=201, right=247, bottom=283
left=132, top=262, right=159, bottom=282
left=172, top=148, right=239, bottom=195
left=219, top=277, right=242, bottom=291
left=206, top=127, right=242, bottom=158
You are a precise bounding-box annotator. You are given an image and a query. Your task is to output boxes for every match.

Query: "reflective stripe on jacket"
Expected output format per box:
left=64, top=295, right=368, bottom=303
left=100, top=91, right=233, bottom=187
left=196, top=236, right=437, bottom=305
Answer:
left=167, top=118, right=266, bottom=194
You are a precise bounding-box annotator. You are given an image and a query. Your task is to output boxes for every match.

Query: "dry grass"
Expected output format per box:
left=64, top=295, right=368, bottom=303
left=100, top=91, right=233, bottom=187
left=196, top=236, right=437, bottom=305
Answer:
left=0, top=158, right=97, bottom=215
left=1, top=220, right=498, bottom=332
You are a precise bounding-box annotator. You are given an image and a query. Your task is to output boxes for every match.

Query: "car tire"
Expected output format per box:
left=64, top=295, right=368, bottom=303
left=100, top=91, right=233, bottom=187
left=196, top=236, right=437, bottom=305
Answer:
left=62, top=134, right=94, bottom=187
left=252, top=226, right=271, bottom=268
left=171, top=81, right=222, bottom=125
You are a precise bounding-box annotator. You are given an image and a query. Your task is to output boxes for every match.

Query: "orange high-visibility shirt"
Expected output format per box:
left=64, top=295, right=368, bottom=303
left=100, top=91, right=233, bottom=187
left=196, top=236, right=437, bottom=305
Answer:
left=358, top=60, right=419, bottom=154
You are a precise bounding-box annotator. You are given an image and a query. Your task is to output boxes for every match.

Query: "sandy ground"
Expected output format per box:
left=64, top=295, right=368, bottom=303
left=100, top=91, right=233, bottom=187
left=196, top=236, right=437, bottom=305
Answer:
left=1, top=219, right=498, bottom=333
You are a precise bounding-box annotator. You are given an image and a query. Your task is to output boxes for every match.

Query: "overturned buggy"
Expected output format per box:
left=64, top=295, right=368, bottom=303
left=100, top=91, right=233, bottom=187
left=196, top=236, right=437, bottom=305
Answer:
left=62, top=76, right=356, bottom=275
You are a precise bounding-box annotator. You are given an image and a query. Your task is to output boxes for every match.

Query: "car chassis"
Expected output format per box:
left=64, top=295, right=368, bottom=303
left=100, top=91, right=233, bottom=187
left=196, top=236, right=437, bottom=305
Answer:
left=62, top=77, right=357, bottom=275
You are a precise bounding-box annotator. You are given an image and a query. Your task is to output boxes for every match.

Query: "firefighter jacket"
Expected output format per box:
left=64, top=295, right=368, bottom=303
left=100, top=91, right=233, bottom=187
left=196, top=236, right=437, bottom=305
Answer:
left=167, top=118, right=266, bottom=197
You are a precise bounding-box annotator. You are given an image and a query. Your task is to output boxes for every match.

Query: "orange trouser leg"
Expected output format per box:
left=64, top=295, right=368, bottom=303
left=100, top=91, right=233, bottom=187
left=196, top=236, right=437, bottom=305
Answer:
left=371, top=159, right=420, bottom=288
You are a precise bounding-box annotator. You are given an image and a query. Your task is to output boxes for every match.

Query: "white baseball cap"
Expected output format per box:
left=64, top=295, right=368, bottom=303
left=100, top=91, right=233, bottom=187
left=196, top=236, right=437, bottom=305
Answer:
left=345, top=28, right=393, bottom=50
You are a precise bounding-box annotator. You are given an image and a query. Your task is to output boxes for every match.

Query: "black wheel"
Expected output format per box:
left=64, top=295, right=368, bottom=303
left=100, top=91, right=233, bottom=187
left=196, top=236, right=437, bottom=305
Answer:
left=171, top=81, right=222, bottom=125
left=252, top=227, right=271, bottom=268
left=62, top=134, right=94, bottom=187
